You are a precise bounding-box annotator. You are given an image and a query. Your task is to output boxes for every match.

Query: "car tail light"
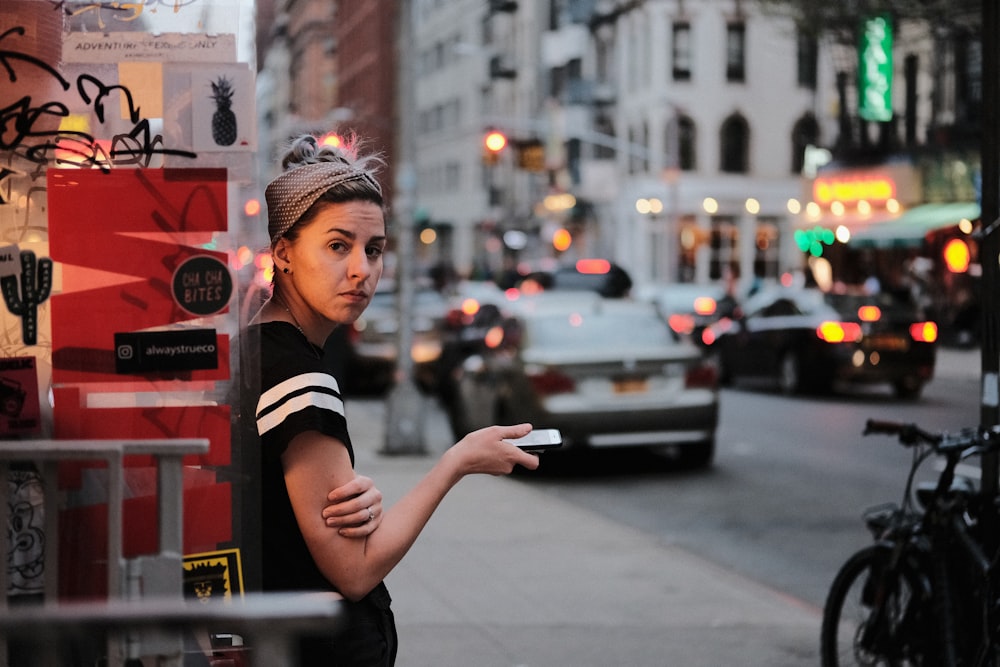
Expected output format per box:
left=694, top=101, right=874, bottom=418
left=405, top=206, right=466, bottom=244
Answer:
left=693, top=297, right=717, bottom=316
left=685, top=362, right=718, bottom=389
left=910, top=321, right=938, bottom=343
left=444, top=308, right=466, bottom=329
left=461, top=298, right=481, bottom=317
left=858, top=305, right=881, bottom=322
left=526, top=366, right=575, bottom=395
left=816, top=321, right=863, bottom=343
left=484, top=325, right=505, bottom=348
left=575, top=258, right=611, bottom=274
left=668, top=313, right=695, bottom=335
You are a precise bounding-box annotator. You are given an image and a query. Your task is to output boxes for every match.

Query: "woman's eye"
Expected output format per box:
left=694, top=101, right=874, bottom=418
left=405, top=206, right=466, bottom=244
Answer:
left=366, top=246, right=384, bottom=259
left=330, top=241, right=347, bottom=252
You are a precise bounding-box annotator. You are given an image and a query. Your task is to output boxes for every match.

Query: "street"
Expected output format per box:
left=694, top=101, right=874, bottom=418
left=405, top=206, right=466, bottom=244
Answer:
left=517, top=346, right=982, bottom=609
left=346, top=346, right=981, bottom=665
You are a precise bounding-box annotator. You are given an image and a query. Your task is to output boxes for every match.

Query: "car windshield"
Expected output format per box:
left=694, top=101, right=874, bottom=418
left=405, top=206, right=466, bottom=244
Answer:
left=524, top=308, right=673, bottom=350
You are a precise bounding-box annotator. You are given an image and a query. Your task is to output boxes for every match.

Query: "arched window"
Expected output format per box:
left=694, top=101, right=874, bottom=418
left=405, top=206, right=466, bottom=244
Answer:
left=678, top=115, right=696, bottom=171
left=791, top=113, right=820, bottom=174
left=720, top=113, right=749, bottom=173
left=666, top=114, right=697, bottom=171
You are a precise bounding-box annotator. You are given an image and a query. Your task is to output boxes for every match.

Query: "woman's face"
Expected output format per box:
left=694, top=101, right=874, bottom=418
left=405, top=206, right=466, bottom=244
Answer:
left=280, top=200, right=386, bottom=326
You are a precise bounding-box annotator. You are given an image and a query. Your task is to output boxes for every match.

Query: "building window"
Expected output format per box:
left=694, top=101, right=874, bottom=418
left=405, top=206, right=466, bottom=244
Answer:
left=797, top=31, right=818, bottom=89
left=672, top=22, right=691, bottom=81
left=678, top=116, right=696, bottom=171
left=594, top=115, right=616, bottom=160
left=726, top=22, right=745, bottom=82
left=709, top=218, right=739, bottom=281
left=628, top=124, right=648, bottom=174
left=666, top=114, right=696, bottom=171
left=720, top=113, right=749, bottom=173
left=791, top=113, right=819, bottom=174
left=754, top=220, right=780, bottom=280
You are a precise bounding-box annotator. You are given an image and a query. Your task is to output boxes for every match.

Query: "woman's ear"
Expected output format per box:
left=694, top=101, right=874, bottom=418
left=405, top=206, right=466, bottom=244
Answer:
left=273, top=238, right=291, bottom=269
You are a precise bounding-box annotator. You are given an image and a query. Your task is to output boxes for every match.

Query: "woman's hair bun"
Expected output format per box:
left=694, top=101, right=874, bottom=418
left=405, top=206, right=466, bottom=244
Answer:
left=280, top=133, right=359, bottom=172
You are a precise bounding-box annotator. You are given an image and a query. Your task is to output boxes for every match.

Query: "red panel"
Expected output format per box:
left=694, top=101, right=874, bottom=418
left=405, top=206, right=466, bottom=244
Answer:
left=48, top=169, right=227, bottom=236
left=57, top=482, right=232, bottom=600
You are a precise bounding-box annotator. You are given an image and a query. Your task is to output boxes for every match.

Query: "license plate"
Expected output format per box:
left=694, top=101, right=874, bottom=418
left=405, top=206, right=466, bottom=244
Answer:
left=865, top=334, right=909, bottom=351
left=613, top=378, right=648, bottom=394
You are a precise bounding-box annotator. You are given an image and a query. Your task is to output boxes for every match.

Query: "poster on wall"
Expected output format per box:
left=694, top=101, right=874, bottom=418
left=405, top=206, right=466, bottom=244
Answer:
left=191, top=65, right=256, bottom=152
left=0, top=356, right=41, bottom=437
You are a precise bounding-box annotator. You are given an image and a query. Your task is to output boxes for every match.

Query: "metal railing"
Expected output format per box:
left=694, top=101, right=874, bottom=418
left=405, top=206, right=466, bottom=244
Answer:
left=0, top=439, right=344, bottom=666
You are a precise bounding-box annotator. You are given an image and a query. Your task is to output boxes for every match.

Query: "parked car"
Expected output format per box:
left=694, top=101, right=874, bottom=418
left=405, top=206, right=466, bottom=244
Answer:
left=703, top=286, right=938, bottom=399
left=342, top=281, right=449, bottom=396
left=636, top=282, right=738, bottom=345
left=448, top=294, right=719, bottom=467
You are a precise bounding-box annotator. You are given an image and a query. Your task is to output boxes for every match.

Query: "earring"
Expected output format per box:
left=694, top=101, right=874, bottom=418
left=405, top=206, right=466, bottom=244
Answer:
left=283, top=267, right=290, bottom=274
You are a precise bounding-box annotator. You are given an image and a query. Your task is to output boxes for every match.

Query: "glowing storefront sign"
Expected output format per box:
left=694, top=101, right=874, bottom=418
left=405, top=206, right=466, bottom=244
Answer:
left=858, top=14, right=893, bottom=122
left=813, top=173, right=897, bottom=207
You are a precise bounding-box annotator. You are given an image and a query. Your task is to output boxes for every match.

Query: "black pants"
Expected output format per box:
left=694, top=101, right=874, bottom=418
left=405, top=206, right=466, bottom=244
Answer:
left=298, top=582, right=397, bottom=666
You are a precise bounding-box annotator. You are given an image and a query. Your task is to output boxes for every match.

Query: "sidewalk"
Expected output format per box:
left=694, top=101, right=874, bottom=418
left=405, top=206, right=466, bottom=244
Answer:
left=347, top=397, right=822, bottom=667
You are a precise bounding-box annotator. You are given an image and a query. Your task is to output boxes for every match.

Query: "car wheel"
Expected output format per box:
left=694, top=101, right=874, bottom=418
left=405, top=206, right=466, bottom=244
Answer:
left=778, top=352, right=800, bottom=395
left=715, top=353, right=733, bottom=387
left=893, top=376, right=923, bottom=400
left=676, top=439, right=715, bottom=469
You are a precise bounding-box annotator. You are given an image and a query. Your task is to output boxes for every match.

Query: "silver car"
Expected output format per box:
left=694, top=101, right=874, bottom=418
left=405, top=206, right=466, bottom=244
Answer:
left=451, top=294, right=720, bottom=467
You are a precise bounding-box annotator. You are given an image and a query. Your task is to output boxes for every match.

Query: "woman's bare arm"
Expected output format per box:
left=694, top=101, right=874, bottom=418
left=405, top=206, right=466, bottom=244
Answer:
left=282, top=423, right=540, bottom=601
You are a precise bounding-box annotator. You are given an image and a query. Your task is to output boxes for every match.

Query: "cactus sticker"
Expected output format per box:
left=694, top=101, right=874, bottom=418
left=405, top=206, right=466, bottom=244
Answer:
left=1, top=251, right=53, bottom=346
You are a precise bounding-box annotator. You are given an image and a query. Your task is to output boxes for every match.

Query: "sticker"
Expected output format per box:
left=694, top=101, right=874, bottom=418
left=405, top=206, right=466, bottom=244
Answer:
left=0, top=357, right=41, bottom=437
left=114, top=329, right=219, bottom=374
left=172, top=255, right=233, bottom=317
left=183, top=548, right=244, bottom=603
left=0, top=246, right=20, bottom=278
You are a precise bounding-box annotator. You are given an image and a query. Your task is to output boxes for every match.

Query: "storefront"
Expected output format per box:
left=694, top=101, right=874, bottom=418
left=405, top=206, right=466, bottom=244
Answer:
left=796, top=160, right=981, bottom=341
left=2, top=0, right=264, bottom=643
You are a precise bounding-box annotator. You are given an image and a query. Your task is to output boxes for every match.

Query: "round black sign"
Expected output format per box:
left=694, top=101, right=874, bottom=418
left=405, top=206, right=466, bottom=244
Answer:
left=172, top=254, right=233, bottom=316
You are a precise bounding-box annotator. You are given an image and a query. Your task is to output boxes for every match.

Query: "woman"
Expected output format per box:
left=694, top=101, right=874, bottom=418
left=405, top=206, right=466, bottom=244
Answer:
left=248, top=134, right=540, bottom=665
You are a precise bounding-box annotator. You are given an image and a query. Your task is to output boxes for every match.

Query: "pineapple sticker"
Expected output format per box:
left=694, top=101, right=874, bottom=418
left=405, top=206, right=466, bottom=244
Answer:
left=209, top=76, right=237, bottom=146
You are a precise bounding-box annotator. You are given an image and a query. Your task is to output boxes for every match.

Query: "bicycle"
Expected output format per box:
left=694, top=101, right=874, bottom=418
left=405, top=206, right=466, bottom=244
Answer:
left=820, top=419, right=1000, bottom=667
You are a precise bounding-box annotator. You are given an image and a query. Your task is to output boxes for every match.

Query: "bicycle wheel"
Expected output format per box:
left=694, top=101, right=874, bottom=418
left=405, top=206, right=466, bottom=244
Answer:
left=821, top=545, right=929, bottom=667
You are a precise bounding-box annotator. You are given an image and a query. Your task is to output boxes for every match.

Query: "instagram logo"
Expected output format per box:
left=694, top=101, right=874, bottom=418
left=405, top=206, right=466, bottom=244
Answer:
left=117, top=344, right=134, bottom=360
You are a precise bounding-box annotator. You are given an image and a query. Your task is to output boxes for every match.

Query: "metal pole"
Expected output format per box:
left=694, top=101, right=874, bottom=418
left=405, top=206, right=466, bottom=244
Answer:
left=383, top=0, right=427, bottom=454
left=980, top=0, right=999, bottom=506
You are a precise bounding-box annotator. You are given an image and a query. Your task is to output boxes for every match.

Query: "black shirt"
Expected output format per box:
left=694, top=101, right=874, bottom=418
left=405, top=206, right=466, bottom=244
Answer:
left=252, top=321, right=353, bottom=593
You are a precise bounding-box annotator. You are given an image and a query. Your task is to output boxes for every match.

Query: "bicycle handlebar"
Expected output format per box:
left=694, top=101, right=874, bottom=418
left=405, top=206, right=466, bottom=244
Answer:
left=863, top=419, right=939, bottom=446
left=864, top=418, right=1000, bottom=455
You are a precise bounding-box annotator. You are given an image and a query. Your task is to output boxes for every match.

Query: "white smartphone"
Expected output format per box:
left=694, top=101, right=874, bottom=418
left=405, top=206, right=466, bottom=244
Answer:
left=506, top=428, right=563, bottom=451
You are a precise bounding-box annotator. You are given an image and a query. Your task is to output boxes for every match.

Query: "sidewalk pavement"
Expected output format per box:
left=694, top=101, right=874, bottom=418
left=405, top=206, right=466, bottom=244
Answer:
left=348, top=400, right=822, bottom=667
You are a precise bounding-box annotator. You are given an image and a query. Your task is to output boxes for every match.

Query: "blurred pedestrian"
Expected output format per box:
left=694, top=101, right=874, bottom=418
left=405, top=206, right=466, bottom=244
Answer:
left=246, top=133, right=540, bottom=666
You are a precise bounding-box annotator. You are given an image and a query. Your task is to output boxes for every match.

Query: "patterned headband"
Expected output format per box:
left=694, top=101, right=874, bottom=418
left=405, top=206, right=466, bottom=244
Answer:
left=265, top=161, right=383, bottom=241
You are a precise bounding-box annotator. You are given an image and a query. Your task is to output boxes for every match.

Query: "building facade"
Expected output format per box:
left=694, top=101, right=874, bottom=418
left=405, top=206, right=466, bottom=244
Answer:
left=257, top=0, right=982, bottom=299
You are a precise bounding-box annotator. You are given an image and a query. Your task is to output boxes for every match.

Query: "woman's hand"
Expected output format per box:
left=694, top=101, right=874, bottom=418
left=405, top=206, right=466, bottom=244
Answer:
left=322, top=475, right=384, bottom=537
left=445, top=423, right=542, bottom=477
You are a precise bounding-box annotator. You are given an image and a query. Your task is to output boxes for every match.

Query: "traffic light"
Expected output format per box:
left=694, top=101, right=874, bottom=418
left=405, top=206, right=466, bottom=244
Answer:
left=483, top=129, right=507, bottom=164
left=320, top=132, right=343, bottom=148
left=942, top=238, right=971, bottom=273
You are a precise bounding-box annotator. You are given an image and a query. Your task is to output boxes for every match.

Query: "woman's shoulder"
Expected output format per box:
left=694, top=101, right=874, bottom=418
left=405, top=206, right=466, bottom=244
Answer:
left=247, top=322, right=327, bottom=376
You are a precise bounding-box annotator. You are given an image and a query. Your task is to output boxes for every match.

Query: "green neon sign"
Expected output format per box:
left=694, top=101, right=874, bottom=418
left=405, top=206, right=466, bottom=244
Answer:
left=858, top=14, right=893, bottom=122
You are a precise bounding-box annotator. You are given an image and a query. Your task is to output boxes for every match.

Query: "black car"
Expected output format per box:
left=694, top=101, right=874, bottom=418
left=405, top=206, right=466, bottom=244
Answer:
left=704, top=286, right=938, bottom=399
left=516, top=259, right=633, bottom=298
